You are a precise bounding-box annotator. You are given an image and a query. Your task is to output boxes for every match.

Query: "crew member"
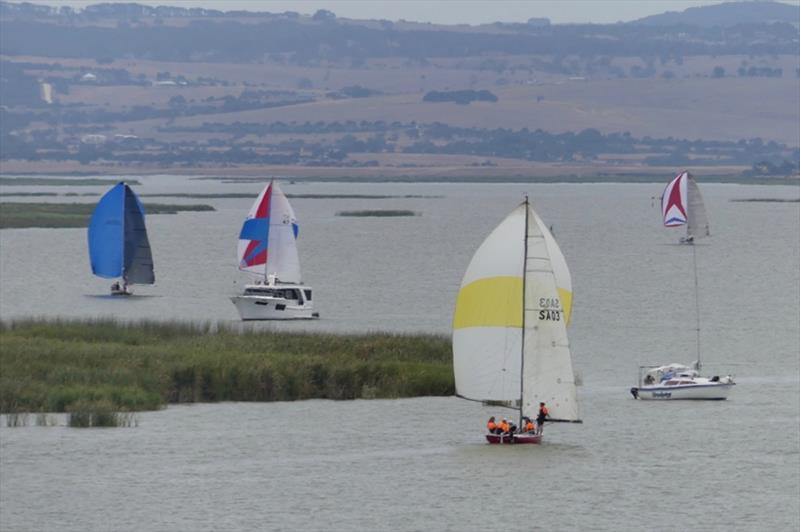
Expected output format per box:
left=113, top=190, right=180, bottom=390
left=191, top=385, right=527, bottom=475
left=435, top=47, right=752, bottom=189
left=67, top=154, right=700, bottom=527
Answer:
left=499, top=418, right=510, bottom=434
left=522, top=417, right=535, bottom=433
left=487, top=416, right=498, bottom=434
left=536, top=402, right=549, bottom=435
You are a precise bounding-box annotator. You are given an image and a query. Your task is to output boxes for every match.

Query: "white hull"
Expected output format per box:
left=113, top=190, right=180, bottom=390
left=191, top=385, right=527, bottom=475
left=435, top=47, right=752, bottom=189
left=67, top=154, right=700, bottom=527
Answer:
left=230, top=282, right=316, bottom=321
left=634, top=382, right=734, bottom=400
left=231, top=296, right=316, bottom=320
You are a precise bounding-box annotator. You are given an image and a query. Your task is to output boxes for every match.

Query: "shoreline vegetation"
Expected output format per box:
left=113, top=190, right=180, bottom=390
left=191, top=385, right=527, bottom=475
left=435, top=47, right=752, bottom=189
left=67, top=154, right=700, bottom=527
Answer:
left=337, top=210, right=417, bottom=217
left=0, top=319, right=454, bottom=421
left=0, top=177, right=141, bottom=186
left=729, top=198, right=799, bottom=202
left=2, top=173, right=797, bottom=186
left=0, top=202, right=215, bottom=229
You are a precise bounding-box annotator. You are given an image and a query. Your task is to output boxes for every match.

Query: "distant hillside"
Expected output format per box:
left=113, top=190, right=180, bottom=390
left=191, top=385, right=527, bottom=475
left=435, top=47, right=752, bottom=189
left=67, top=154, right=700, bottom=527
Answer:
left=633, top=1, right=800, bottom=27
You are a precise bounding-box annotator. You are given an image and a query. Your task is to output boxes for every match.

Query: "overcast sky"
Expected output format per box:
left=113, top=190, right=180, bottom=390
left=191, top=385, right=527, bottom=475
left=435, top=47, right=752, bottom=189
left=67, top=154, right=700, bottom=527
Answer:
left=14, top=0, right=766, bottom=25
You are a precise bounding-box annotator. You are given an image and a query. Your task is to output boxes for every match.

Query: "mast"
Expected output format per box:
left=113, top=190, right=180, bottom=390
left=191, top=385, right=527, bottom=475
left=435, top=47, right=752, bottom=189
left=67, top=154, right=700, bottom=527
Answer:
left=120, top=183, right=127, bottom=284
left=519, top=194, right=529, bottom=428
left=692, top=241, right=701, bottom=371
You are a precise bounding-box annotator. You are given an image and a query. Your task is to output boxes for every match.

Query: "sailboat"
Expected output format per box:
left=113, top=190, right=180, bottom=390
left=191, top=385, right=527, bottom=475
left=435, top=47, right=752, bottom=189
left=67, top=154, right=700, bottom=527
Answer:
left=452, top=196, right=581, bottom=444
left=88, top=182, right=155, bottom=296
left=631, top=171, right=734, bottom=400
left=661, top=170, right=710, bottom=244
left=230, top=180, right=317, bottom=320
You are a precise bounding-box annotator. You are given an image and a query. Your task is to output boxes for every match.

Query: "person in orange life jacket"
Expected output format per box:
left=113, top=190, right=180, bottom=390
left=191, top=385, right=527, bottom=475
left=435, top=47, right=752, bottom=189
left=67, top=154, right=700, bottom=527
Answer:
left=536, top=402, right=549, bottom=434
left=487, top=416, right=500, bottom=434
left=521, top=416, right=535, bottom=433
left=499, top=418, right=511, bottom=434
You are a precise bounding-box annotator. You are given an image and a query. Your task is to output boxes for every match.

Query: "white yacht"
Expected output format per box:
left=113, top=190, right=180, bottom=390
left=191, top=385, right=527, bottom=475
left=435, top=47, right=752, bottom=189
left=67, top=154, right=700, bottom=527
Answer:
left=631, top=363, right=734, bottom=400
left=230, top=180, right=318, bottom=321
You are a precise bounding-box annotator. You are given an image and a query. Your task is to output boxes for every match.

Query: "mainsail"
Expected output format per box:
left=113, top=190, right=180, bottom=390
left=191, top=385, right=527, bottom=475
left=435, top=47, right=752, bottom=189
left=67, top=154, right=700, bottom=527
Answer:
left=237, top=180, right=301, bottom=283
left=88, top=182, right=154, bottom=284
left=661, top=171, right=710, bottom=240
left=452, top=200, right=579, bottom=422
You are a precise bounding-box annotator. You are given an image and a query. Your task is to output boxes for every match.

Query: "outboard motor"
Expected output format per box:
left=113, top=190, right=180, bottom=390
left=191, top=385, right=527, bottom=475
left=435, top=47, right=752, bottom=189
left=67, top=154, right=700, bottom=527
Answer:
left=630, top=387, right=639, bottom=399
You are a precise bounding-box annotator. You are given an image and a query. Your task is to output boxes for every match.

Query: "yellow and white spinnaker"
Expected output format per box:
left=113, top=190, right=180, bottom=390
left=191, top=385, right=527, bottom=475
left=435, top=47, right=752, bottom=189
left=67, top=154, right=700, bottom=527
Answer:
left=452, top=200, right=579, bottom=422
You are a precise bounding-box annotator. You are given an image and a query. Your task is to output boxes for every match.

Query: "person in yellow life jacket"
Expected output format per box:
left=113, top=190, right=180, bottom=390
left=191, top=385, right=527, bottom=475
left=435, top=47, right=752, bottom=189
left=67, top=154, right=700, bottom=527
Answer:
left=536, top=402, right=549, bottom=435
left=487, top=416, right=499, bottom=434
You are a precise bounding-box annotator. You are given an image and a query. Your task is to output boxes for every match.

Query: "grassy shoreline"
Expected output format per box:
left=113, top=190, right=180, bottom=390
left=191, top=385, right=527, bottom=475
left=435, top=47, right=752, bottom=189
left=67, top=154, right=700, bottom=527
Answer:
left=0, top=319, right=453, bottom=415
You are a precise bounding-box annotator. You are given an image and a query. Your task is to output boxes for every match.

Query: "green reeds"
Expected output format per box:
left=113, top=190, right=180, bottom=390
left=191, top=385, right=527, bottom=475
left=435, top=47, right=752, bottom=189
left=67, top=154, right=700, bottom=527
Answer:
left=336, top=210, right=418, bottom=217
left=0, top=202, right=215, bottom=229
left=0, top=178, right=140, bottom=186
left=0, top=319, right=453, bottom=414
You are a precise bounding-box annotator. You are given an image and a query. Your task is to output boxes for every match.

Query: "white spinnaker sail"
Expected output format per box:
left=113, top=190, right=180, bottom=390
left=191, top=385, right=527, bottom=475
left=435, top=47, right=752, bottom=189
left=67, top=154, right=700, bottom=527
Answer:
left=453, top=205, right=525, bottom=402
left=452, top=201, right=576, bottom=405
left=237, top=181, right=302, bottom=282
left=265, top=182, right=302, bottom=283
left=521, top=209, right=579, bottom=422
left=686, top=174, right=710, bottom=240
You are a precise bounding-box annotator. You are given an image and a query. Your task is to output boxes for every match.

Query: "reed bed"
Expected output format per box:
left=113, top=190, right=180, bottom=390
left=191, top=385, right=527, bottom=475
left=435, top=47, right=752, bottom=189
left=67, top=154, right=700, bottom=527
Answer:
left=0, top=202, right=215, bottom=229
left=0, top=177, right=140, bottom=186
left=0, top=319, right=454, bottom=415
left=336, top=210, right=418, bottom=217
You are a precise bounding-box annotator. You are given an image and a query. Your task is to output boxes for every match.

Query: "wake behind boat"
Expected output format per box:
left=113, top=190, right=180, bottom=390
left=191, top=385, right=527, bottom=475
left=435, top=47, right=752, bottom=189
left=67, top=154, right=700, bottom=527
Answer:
left=452, top=195, right=581, bottom=444
left=87, top=182, right=155, bottom=296
left=230, top=180, right=317, bottom=320
left=632, top=171, right=734, bottom=400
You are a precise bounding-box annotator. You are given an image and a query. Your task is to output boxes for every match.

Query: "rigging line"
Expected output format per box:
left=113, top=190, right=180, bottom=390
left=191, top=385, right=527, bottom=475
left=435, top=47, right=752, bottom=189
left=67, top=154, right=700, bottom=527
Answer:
left=692, top=242, right=702, bottom=370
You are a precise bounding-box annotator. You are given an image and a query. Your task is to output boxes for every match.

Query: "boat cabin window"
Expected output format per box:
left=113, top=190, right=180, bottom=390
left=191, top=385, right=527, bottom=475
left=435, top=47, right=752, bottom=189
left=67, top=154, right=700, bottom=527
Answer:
left=304, top=290, right=312, bottom=301
left=245, top=287, right=275, bottom=296
left=664, top=380, right=679, bottom=386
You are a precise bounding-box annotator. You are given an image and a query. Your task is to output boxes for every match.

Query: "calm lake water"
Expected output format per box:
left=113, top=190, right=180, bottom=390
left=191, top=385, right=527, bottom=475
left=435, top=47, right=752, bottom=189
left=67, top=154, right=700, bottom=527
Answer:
left=1, top=177, right=799, bottom=531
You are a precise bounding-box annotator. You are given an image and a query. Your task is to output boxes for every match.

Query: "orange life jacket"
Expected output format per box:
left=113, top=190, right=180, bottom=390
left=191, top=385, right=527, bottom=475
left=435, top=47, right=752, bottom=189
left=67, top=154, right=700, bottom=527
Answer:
left=487, top=421, right=497, bottom=431
left=525, top=421, right=534, bottom=432
left=500, top=421, right=510, bottom=432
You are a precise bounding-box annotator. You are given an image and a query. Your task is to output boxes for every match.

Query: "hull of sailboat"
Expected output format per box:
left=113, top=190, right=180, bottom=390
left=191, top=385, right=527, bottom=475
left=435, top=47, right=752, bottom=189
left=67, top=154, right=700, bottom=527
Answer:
left=230, top=295, right=316, bottom=320
left=486, top=433, right=542, bottom=445
left=633, top=382, right=734, bottom=400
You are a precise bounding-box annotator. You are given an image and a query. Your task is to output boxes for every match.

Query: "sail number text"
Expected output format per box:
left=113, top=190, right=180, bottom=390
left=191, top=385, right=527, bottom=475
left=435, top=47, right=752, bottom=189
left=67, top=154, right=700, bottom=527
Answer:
left=538, top=298, right=563, bottom=321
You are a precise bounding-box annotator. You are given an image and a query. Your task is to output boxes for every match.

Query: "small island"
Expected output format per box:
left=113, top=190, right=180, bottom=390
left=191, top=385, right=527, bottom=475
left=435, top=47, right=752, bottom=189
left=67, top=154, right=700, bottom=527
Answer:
left=336, top=210, right=418, bottom=217
left=0, top=202, right=215, bottom=229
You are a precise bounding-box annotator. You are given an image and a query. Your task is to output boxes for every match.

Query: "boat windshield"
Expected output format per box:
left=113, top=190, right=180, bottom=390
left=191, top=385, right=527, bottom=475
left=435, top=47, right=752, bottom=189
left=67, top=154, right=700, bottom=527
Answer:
left=244, top=287, right=301, bottom=299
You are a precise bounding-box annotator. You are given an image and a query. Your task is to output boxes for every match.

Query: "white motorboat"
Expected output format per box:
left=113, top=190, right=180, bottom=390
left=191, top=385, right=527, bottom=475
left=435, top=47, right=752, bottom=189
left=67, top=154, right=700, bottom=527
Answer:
left=232, top=275, right=317, bottom=320
left=631, top=364, right=734, bottom=400
left=230, top=180, right=318, bottom=321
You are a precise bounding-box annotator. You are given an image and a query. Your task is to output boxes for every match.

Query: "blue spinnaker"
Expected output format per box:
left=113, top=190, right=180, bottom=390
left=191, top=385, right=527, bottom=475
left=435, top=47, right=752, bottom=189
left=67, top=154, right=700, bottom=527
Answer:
left=87, top=182, right=154, bottom=284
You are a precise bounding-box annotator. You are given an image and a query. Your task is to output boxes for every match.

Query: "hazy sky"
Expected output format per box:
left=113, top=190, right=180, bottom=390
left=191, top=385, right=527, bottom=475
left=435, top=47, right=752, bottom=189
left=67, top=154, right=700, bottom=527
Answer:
left=17, top=0, right=760, bottom=25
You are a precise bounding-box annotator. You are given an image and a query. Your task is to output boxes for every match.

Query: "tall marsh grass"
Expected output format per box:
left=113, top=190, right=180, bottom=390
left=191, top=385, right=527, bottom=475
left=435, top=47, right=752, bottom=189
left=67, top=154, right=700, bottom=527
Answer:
left=0, top=319, right=453, bottom=414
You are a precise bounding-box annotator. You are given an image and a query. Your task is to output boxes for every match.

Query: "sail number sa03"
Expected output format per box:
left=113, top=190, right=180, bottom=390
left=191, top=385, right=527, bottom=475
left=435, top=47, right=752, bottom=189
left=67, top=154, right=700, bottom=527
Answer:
left=537, top=298, right=563, bottom=321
